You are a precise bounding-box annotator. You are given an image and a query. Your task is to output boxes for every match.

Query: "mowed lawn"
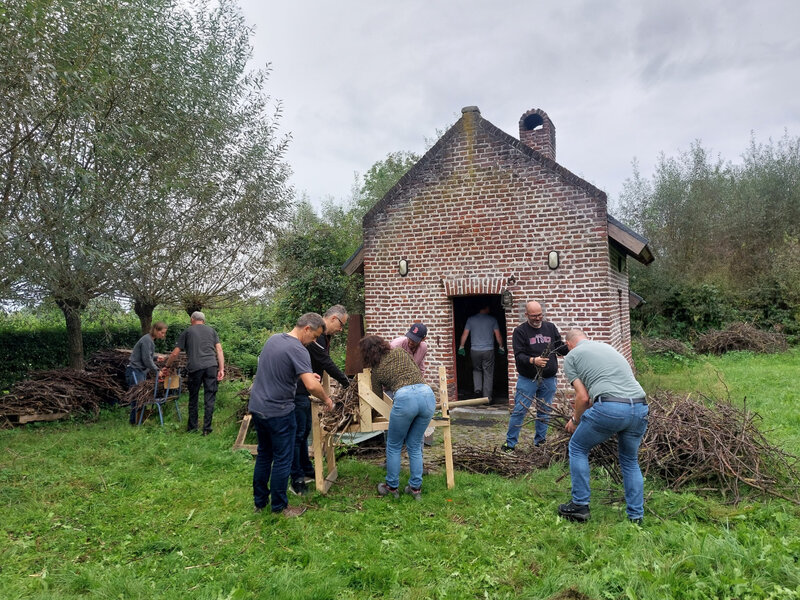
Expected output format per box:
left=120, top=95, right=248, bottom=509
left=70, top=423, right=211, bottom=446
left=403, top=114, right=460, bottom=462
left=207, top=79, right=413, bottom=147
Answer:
left=1, top=351, right=799, bottom=599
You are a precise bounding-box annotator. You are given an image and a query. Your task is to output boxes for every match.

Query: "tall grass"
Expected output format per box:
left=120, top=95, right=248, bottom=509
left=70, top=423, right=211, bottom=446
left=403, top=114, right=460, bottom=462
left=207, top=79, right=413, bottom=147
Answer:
left=1, top=352, right=799, bottom=599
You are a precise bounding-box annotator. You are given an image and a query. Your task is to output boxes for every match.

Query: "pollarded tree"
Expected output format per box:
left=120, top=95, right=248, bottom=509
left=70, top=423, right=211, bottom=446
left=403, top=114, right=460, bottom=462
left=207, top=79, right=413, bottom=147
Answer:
left=111, top=4, right=293, bottom=331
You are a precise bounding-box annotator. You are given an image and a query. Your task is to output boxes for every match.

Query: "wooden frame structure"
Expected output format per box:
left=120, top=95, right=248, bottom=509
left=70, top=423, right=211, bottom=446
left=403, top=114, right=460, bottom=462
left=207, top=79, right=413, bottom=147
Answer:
left=233, top=365, right=487, bottom=494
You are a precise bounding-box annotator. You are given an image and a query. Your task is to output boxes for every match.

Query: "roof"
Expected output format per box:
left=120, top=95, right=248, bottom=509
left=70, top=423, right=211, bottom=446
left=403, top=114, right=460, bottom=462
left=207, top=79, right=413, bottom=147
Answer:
left=363, top=107, right=607, bottom=228
left=607, top=215, right=654, bottom=265
left=344, top=107, right=653, bottom=272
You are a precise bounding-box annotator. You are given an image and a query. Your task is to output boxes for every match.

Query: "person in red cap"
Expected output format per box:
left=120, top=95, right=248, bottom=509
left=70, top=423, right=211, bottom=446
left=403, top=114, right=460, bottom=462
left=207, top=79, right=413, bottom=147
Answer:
left=390, top=322, right=428, bottom=375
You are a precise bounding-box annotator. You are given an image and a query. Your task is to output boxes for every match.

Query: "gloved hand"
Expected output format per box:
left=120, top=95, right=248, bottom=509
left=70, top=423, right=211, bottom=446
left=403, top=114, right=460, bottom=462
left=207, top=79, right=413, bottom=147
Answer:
left=457, top=347, right=466, bottom=357
left=498, top=347, right=506, bottom=355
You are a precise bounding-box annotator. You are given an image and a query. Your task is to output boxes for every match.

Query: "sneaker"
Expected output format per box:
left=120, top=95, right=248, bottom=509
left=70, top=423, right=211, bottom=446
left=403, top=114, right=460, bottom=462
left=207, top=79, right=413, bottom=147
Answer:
left=404, top=485, right=422, bottom=501
left=290, top=480, right=309, bottom=496
left=281, top=506, right=307, bottom=518
left=254, top=505, right=264, bottom=514
left=377, top=482, right=399, bottom=498
left=558, top=501, right=590, bottom=522
left=500, top=443, right=514, bottom=453
left=629, top=517, right=643, bottom=525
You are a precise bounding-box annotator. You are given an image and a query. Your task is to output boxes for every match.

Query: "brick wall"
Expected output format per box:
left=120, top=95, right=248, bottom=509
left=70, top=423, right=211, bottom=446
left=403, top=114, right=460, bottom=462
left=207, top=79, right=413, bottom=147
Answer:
left=363, top=108, right=630, bottom=403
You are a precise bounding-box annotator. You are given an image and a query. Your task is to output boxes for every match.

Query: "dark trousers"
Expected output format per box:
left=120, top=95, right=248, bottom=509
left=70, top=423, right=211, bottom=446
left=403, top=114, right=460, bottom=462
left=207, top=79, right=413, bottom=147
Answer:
left=187, top=366, right=217, bottom=433
left=252, top=410, right=297, bottom=512
left=291, top=395, right=313, bottom=482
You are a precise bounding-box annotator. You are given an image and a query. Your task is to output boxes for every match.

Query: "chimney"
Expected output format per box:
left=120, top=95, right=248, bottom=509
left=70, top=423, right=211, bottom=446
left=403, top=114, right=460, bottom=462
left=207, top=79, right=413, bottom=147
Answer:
left=519, top=108, right=556, bottom=161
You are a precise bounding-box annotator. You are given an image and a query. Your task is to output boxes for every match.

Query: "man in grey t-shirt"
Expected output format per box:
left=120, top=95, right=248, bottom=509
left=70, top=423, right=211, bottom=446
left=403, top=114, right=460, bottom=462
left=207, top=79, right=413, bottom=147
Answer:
left=458, top=306, right=505, bottom=401
left=249, top=313, right=334, bottom=517
left=558, top=328, right=648, bottom=524
left=166, top=311, right=225, bottom=435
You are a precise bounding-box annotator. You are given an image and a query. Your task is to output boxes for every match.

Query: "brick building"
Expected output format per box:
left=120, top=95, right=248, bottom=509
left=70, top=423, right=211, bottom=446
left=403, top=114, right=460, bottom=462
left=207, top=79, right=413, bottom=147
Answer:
left=344, top=106, right=652, bottom=405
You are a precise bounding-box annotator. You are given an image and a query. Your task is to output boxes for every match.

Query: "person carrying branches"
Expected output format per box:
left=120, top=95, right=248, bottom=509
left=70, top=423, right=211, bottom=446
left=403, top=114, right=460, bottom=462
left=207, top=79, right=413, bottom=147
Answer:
left=501, top=300, right=568, bottom=451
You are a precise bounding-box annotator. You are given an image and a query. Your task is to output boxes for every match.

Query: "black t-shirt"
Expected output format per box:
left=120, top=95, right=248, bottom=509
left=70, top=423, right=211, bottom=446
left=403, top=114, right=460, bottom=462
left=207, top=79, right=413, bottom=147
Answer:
left=512, top=320, right=567, bottom=379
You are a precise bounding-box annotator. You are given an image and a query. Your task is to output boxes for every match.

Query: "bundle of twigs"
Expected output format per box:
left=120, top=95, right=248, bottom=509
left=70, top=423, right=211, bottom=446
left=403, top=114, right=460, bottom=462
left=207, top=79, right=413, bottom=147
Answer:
left=0, top=369, right=125, bottom=419
left=694, top=323, right=788, bottom=355
left=120, top=379, right=157, bottom=409
left=320, top=381, right=361, bottom=434
left=87, top=348, right=133, bottom=383
left=439, top=392, right=800, bottom=504
left=639, top=337, right=692, bottom=356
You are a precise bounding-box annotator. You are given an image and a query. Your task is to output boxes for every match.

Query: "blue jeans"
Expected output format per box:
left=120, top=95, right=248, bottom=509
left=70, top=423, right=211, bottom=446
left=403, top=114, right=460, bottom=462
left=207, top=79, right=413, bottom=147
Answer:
left=568, top=400, right=649, bottom=519
left=386, top=384, right=436, bottom=490
left=506, top=375, right=557, bottom=447
left=291, top=395, right=313, bottom=482
left=125, top=366, right=147, bottom=423
left=252, top=411, right=297, bottom=513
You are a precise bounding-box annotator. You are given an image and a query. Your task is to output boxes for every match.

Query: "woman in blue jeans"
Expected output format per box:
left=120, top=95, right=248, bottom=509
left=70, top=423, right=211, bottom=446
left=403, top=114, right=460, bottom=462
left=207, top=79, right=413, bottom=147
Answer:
left=359, top=335, right=436, bottom=501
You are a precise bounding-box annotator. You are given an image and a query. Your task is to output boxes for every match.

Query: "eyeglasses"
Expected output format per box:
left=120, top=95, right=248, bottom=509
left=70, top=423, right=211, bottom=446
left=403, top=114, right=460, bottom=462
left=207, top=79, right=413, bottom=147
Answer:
left=333, top=315, right=346, bottom=327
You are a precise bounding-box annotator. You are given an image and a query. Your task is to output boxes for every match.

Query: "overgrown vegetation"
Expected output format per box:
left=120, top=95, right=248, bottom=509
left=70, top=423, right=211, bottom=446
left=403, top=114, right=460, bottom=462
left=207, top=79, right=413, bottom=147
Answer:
left=1, top=350, right=799, bottom=598
left=619, top=135, right=800, bottom=340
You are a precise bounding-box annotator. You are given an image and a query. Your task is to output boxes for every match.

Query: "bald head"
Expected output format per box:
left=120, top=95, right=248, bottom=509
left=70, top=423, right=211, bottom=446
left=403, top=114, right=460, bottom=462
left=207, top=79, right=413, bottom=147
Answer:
left=565, top=328, right=588, bottom=350
left=525, top=301, right=544, bottom=328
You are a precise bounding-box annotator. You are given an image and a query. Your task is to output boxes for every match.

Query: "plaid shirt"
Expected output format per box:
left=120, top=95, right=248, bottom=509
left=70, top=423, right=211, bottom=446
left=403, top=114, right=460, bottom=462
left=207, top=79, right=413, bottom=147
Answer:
left=371, top=348, right=424, bottom=398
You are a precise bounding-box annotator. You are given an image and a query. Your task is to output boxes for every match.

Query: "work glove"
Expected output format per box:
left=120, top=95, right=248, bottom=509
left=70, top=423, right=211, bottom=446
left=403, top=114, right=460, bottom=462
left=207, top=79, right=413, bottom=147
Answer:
left=457, top=347, right=466, bottom=357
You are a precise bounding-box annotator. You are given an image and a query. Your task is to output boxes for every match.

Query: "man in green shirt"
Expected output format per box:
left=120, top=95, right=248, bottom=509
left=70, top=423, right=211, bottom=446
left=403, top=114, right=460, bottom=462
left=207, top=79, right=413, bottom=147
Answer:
left=558, top=328, right=648, bottom=524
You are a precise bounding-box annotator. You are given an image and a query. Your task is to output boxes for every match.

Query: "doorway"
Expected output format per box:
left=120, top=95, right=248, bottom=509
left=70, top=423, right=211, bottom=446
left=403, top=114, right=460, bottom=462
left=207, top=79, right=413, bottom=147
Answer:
left=452, top=295, right=508, bottom=404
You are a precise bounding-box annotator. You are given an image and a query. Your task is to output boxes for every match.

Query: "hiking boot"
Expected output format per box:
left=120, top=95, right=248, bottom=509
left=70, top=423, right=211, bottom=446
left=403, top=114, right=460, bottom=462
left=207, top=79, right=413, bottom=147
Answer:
left=377, top=482, right=399, bottom=498
left=558, top=501, right=590, bottom=522
left=404, top=485, right=422, bottom=501
left=500, top=443, right=514, bottom=453
left=281, top=506, right=307, bottom=518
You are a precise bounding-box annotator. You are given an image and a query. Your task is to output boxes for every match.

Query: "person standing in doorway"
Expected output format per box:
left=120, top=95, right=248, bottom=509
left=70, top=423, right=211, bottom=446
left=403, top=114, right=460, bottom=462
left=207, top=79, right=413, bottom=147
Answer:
left=166, top=311, right=224, bottom=435
left=501, top=300, right=567, bottom=451
left=458, top=305, right=505, bottom=401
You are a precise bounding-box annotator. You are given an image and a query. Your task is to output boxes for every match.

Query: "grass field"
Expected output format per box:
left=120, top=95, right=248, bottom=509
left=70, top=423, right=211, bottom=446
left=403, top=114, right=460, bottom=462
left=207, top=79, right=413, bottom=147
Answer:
left=1, top=351, right=799, bottom=599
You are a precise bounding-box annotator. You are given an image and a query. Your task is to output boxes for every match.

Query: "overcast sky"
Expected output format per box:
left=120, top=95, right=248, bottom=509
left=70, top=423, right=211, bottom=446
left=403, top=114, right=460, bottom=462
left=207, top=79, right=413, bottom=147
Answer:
left=237, top=0, right=800, bottom=213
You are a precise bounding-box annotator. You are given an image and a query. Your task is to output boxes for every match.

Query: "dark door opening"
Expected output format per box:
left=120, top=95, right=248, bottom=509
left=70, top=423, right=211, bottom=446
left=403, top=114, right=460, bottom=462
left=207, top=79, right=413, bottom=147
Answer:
left=452, top=295, right=508, bottom=405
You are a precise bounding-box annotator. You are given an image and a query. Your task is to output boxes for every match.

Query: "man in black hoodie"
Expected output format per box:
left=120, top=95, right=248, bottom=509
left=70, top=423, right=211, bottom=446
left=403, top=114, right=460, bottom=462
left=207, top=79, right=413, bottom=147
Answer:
left=501, top=300, right=567, bottom=451
left=290, top=305, right=351, bottom=494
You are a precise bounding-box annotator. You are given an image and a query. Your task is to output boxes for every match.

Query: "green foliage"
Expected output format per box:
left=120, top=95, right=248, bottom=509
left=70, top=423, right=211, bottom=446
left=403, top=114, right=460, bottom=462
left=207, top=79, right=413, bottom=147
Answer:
left=0, top=304, right=283, bottom=388
left=620, top=134, right=800, bottom=339
left=1, top=360, right=800, bottom=599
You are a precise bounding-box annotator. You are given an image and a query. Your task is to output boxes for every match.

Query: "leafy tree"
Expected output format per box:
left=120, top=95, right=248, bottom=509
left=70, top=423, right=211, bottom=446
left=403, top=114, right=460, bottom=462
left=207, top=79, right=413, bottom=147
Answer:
left=619, top=135, right=800, bottom=337
left=0, top=0, right=292, bottom=363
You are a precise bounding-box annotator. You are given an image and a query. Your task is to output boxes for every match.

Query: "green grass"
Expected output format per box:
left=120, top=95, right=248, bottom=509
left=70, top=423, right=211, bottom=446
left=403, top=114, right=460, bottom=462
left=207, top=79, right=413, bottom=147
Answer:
left=2, top=354, right=800, bottom=599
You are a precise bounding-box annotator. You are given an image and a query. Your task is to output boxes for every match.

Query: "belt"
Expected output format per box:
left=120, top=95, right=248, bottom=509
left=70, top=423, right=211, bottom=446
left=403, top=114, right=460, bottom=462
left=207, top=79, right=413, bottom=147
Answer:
left=595, top=395, right=647, bottom=405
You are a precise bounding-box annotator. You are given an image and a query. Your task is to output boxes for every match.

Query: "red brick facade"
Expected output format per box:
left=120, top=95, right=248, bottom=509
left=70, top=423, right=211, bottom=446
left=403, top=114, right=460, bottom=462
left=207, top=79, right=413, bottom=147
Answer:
left=361, top=107, right=639, bottom=402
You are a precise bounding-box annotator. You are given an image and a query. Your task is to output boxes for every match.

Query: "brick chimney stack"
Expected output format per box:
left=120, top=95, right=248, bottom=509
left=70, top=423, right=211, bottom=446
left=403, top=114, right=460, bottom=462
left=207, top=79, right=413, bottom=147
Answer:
left=519, top=108, right=555, bottom=161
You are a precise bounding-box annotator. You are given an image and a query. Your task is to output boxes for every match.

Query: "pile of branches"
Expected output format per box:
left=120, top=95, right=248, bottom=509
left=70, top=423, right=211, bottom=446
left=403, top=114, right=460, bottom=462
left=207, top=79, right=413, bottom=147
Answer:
left=694, top=323, right=788, bottom=355
left=0, top=369, right=125, bottom=422
left=639, top=337, right=692, bottom=356
left=320, top=381, right=360, bottom=434
left=439, top=392, right=800, bottom=504
left=87, top=348, right=133, bottom=384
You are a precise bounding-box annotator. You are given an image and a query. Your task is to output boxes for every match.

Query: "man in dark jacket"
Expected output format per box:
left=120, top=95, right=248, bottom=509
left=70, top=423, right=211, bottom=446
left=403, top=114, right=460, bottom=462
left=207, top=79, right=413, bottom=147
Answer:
left=290, top=305, right=350, bottom=494
left=502, top=300, right=567, bottom=451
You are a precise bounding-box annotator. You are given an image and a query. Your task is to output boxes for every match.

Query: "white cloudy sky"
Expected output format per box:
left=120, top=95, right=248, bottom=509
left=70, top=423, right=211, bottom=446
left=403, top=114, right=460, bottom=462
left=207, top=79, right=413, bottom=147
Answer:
left=237, top=0, right=800, bottom=212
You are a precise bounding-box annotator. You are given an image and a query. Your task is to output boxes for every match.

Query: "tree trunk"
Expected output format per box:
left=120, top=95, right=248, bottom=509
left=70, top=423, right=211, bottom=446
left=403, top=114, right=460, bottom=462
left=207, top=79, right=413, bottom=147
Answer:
left=134, top=300, right=156, bottom=335
left=184, top=301, right=203, bottom=316
left=56, top=299, right=85, bottom=370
